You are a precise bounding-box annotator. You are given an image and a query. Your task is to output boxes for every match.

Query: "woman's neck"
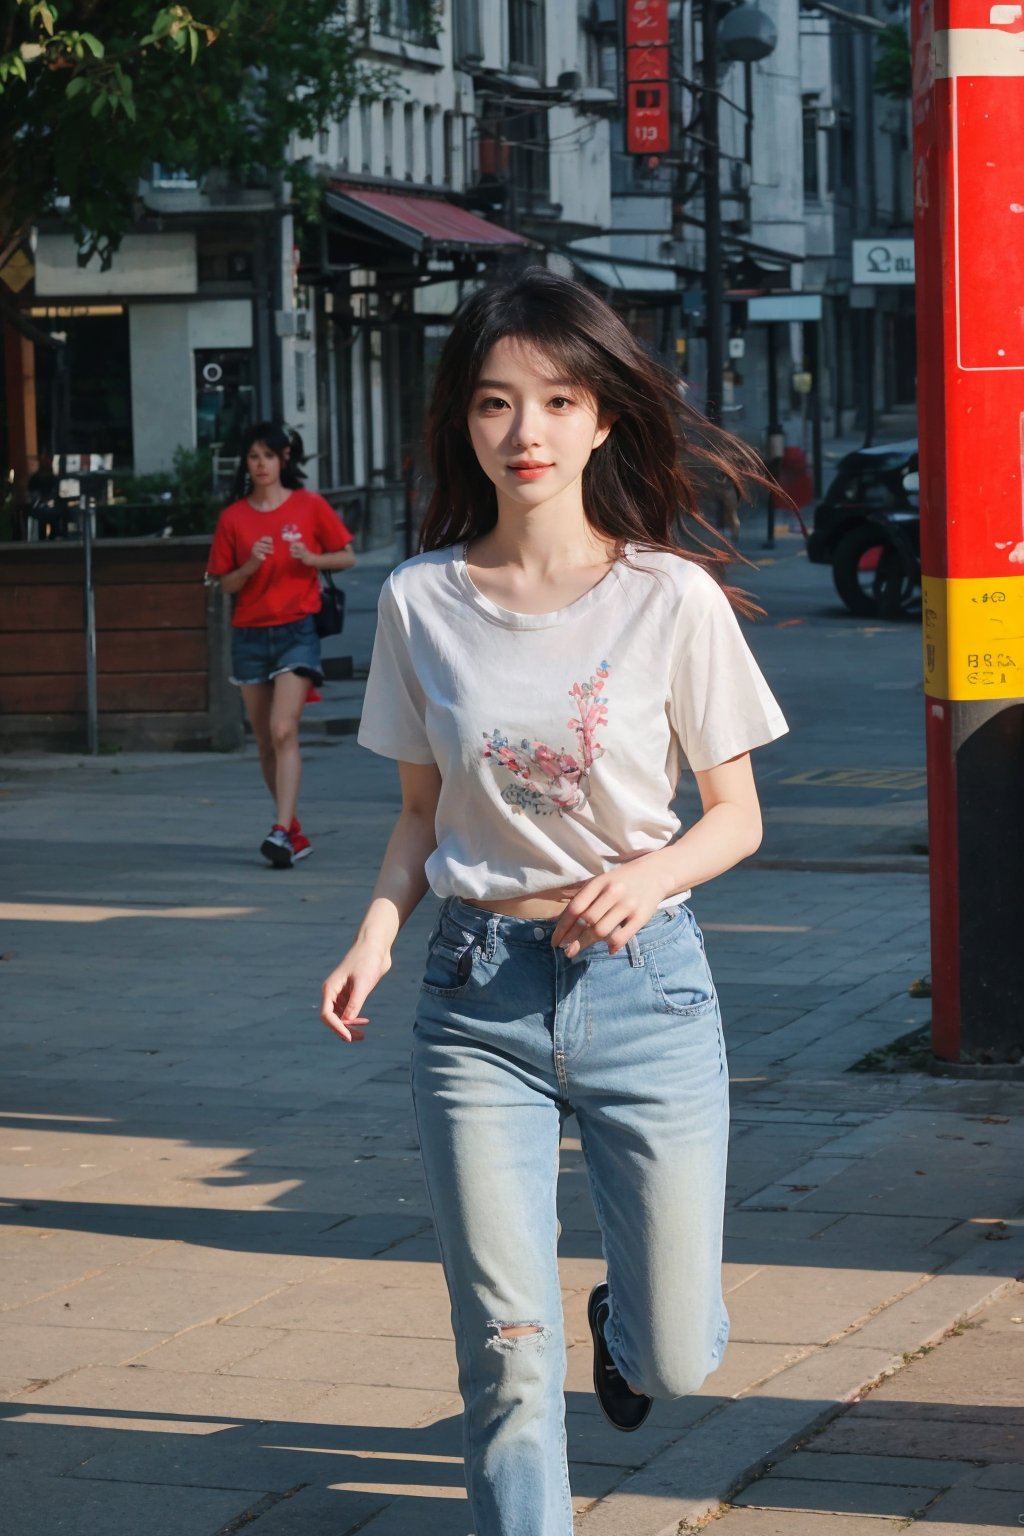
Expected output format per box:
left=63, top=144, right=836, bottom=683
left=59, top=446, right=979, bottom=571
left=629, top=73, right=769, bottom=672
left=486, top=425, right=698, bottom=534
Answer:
left=478, top=492, right=612, bottom=574
left=247, top=485, right=291, bottom=512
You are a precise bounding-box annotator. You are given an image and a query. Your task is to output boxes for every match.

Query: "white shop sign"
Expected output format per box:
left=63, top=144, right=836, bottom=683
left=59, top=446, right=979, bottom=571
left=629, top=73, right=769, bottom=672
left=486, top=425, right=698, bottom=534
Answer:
left=852, top=239, right=916, bottom=285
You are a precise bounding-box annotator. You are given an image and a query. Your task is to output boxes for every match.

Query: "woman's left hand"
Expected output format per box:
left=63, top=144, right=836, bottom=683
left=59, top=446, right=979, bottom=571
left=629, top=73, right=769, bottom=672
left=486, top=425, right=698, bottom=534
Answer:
left=289, top=541, right=315, bottom=565
left=551, top=854, right=670, bottom=959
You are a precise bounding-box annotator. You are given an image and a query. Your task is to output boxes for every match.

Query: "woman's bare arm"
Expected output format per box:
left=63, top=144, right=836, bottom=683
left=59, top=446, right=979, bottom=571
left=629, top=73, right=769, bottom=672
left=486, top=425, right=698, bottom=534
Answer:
left=320, top=760, right=441, bottom=1042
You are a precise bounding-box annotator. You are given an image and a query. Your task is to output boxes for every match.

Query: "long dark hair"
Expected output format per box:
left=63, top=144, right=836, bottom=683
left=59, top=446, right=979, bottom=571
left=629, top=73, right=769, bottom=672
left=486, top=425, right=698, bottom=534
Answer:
left=420, top=269, right=765, bottom=609
left=233, top=422, right=306, bottom=500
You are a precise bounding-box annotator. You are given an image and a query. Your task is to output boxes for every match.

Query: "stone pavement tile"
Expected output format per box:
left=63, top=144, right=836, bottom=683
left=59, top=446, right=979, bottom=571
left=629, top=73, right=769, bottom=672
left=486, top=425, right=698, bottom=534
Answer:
left=733, top=1476, right=939, bottom=1517
left=570, top=1462, right=627, bottom=1513
left=812, top=1213, right=964, bottom=1251
left=348, top=1494, right=474, bottom=1535
left=224, top=1273, right=454, bottom=1338
left=843, top=1268, right=1022, bottom=1356
left=227, top=1329, right=459, bottom=1393
left=725, top=1266, right=924, bottom=1345
left=854, top=1400, right=1024, bottom=1427
left=0, top=1472, right=257, bottom=1536
left=9, top=1264, right=289, bottom=1334
left=974, top=1464, right=1024, bottom=1490
left=857, top=1290, right=1024, bottom=1400
left=783, top=1451, right=977, bottom=1486
left=725, top=1211, right=840, bottom=1244
left=811, top=1411, right=1024, bottom=1463
left=0, top=1415, right=118, bottom=1477
left=690, top=1511, right=906, bottom=1536
left=566, top=1403, right=713, bottom=1466
left=298, top=1384, right=464, bottom=1428
left=126, top=1323, right=288, bottom=1373
left=127, top=1239, right=340, bottom=1282
left=0, top=1323, right=161, bottom=1380
left=919, top=1484, right=1024, bottom=1528
left=22, top=1365, right=335, bottom=1425
left=221, top=1485, right=394, bottom=1535
left=67, top=1416, right=447, bottom=1502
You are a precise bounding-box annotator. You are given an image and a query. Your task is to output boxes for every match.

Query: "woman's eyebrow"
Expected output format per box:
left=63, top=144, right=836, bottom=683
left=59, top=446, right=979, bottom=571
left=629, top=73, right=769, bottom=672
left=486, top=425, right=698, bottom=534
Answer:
left=474, top=377, right=576, bottom=391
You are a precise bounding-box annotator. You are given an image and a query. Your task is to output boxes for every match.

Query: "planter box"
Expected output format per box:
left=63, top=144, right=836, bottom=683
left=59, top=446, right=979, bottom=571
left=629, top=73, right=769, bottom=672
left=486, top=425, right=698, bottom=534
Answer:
left=0, top=538, right=243, bottom=752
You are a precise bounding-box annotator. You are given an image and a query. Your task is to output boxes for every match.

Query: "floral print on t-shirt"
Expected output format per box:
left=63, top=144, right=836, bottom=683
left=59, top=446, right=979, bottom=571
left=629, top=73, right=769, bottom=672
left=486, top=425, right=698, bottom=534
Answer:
left=483, top=663, right=610, bottom=816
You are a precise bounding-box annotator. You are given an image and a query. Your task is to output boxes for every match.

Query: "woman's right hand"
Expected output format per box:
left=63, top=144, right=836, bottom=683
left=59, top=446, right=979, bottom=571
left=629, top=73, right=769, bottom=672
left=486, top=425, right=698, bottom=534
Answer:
left=249, top=536, right=274, bottom=565
left=320, top=944, right=392, bottom=1043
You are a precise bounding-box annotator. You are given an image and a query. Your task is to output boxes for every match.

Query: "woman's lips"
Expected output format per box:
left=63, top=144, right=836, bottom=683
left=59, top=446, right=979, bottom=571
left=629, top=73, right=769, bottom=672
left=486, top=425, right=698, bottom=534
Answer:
left=508, top=463, right=553, bottom=480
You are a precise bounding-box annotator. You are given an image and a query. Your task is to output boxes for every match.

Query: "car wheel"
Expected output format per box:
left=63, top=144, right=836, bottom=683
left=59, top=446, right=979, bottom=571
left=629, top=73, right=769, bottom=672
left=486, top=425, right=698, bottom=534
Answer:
left=832, top=527, right=914, bottom=618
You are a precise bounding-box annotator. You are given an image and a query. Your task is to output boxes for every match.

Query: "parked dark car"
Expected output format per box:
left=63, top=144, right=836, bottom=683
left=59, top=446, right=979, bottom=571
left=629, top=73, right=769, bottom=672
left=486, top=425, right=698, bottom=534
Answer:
left=806, top=439, right=920, bottom=617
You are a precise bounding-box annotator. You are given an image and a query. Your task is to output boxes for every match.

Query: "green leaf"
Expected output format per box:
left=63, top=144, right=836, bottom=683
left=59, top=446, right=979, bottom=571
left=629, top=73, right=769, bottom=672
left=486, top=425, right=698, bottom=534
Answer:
left=189, top=26, right=199, bottom=63
left=90, top=89, right=107, bottom=117
left=80, top=32, right=104, bottom=58
left=64, top=74, right=88, bottom=98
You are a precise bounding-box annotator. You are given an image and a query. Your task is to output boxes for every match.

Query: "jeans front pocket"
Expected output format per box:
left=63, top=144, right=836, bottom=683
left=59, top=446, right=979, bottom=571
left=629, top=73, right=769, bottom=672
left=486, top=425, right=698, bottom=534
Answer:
left=421, top=918, right=478, bottom=998
left=647, top=918, right=717, bottom=1017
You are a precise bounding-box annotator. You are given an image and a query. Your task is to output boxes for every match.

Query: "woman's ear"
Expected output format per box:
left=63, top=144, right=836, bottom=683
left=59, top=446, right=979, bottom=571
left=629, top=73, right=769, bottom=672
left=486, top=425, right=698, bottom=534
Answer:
left=593, top=415, right=617, bottom=450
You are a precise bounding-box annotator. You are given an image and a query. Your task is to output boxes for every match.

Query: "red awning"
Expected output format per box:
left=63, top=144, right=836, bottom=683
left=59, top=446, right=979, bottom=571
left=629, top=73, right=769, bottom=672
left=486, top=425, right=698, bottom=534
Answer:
left=325, top=182, right=528, bottom=253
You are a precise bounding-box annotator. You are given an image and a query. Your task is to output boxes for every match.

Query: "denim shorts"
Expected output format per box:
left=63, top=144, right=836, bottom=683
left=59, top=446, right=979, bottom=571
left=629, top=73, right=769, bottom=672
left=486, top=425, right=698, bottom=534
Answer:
left=230, top=615, right=323, bottom=687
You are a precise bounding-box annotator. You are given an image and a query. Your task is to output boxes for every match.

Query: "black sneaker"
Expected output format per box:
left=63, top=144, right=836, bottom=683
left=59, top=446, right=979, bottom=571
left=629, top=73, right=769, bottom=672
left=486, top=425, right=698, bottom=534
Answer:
left=587, top=1282, right=652, bottom=1432
left=260, top=824, right=294, bottom=868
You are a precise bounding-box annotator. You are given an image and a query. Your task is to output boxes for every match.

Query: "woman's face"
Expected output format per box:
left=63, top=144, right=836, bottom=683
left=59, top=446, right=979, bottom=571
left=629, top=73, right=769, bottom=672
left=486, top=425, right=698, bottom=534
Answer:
left=246, top=441, right=286, bottom=491
left=466, top=336, right=611, bottom=513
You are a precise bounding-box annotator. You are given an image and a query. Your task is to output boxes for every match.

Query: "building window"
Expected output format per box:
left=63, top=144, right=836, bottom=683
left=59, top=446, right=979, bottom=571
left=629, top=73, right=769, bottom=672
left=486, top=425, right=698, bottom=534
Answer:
left=383, top=100, right=394, bottom=177
left=424, top=106, right=435, bottom=183
left=802, top=110, right=820, bottom=200
left=374, top=0, right=438, bottom=46
left=509, top=0, right=544, bottom=77
left=453, top=0, right=483, bottom=63
left=404, top=102, right=416, bottom=180
left=150, top=164, right=198, bottom=189
left=506, top=108, right=550, bottom=215
left=360, top=99, right=373, bottom=173
left=318, top=126, right=331, bottom=160
left=338, top=113, right=350, bottom=171
left=443, top=110, right=456, bottom=187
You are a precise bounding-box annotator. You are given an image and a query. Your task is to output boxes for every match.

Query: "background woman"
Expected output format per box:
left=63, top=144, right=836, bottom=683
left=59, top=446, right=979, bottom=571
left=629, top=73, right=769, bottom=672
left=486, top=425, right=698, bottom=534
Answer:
left=207, top=422, right=355, bottom=867
left=320, top=271, right=787, bottom=1536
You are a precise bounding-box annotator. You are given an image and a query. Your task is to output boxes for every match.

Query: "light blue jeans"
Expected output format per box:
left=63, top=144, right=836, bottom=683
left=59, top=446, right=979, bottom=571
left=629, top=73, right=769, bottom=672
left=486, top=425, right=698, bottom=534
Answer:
left=412, top=897, right=730, bottom=1536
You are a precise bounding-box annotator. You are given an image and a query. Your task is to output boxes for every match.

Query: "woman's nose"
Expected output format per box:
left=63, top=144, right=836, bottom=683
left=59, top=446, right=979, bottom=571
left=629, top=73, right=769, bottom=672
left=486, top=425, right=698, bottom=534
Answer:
left=510, top=411, right=543, bottom=448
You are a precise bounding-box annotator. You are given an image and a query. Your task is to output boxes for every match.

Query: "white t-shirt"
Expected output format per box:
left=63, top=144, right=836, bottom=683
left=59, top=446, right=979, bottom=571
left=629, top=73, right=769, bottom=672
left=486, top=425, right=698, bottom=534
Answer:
left=358, top=544, right=788, bottom=905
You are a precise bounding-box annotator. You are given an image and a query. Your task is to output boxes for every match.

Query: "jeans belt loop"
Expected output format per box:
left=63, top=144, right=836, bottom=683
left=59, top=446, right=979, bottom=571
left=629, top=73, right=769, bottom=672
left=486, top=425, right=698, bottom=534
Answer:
left=484, top=916, right=500, bottom=960
left=626, top=934, right=645, bottom=968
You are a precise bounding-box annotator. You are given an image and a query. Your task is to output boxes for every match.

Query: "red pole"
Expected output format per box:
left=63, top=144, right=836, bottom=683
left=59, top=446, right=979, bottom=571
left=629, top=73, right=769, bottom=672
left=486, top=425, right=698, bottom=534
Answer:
left=913, top=0, right=1024, bottom=1064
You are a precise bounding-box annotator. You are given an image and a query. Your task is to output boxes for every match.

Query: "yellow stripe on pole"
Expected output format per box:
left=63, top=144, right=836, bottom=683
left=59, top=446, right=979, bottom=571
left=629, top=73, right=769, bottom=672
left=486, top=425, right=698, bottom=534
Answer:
left=923, top=574, right=1024, bottom=699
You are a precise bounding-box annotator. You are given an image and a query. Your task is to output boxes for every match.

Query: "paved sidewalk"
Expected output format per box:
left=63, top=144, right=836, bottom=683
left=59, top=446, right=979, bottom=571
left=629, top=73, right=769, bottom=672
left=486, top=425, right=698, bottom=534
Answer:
left=1, top=549, right=1021, bottom=1536
left=707, top=1281, right=1024, bottom=1536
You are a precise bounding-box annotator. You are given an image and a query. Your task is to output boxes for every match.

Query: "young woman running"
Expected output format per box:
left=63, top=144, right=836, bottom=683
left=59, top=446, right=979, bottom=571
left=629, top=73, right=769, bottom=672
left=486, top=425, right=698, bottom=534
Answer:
left=320, top=270, right=788, bottom=1535
left=207, top=422, right=355, bottom=868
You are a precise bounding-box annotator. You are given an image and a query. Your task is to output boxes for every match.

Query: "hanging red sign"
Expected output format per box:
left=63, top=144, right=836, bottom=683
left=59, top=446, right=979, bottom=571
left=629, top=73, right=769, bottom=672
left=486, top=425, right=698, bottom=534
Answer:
left=625, top=0, right=669, bottom=47
left=626, top=44, right=669, bottom=82
left=626, top=81, right=670, bottom=153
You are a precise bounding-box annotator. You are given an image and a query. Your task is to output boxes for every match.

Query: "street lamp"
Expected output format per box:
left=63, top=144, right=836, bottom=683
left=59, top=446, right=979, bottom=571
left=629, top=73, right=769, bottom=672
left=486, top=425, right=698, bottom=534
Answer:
left=702, top=1, right=777, bottom=424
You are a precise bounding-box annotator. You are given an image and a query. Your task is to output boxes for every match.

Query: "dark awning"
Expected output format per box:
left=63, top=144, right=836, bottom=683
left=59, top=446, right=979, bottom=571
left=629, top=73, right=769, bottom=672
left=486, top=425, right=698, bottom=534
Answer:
left=325, top=182, right=529, bottom=254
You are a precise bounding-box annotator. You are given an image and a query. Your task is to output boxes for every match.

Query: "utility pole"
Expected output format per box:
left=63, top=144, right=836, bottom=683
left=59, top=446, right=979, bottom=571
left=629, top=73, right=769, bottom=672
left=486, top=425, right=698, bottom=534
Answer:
left=913, top=0, right=1024, bottom=1066
left=701, top=1, right=723, bottom=425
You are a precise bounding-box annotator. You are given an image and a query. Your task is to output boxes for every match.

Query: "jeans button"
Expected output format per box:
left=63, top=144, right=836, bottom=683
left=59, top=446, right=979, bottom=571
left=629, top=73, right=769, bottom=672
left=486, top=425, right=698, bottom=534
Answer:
left=533, top=926, right=546, bottom=941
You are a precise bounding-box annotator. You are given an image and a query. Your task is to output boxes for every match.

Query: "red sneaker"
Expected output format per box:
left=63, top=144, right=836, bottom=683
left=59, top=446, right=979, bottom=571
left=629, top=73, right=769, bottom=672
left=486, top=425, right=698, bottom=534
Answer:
left=288, top=818, right=312, bottom=861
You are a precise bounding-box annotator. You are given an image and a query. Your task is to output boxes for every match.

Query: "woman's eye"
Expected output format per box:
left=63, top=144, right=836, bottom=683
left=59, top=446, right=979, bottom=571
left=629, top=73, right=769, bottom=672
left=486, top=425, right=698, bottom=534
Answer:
left=479, top=397, right=507, bottom=411
left=549, top=397, right=573, bottom=410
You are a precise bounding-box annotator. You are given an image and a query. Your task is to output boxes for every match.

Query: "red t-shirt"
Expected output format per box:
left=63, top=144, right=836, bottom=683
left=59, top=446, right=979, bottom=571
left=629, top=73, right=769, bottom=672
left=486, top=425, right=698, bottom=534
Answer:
left=207, top=489, right=353, bottom=628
